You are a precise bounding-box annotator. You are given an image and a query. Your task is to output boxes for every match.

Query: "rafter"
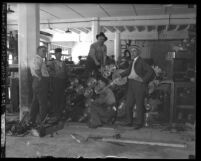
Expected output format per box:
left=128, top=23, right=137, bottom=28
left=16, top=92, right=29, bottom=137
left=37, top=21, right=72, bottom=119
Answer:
left=103, top=26, right=115, bottom=33
left=64, top=4, right=85, bottom=18
left=69, top=28, right=80, bottom=34
left=98, top=4, right=111, bottom=17
left=76, top=27, right=89, bottom=33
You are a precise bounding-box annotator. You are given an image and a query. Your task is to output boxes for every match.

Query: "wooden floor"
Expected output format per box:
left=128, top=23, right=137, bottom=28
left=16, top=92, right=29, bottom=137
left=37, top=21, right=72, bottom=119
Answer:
left=6, top=122, right=195, bottom=158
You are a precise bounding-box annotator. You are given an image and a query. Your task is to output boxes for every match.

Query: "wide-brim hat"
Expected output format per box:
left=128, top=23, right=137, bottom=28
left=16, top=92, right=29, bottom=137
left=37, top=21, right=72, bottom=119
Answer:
left=128, top=45, right=141, bottom=53
left=96, top=32, right=108, bottom=41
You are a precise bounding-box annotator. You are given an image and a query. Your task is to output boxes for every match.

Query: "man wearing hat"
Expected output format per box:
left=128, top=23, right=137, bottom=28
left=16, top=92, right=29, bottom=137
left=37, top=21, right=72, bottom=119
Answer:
left=49, top=48, right=68, bottom=120
left=86, top=32, right=108, bottom=78
left=116, top=45, right=155, bottom=129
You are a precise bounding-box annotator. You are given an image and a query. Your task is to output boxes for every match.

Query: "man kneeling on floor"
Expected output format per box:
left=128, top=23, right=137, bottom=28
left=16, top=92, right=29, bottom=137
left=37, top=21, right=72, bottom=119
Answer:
left=87, top=78, right=116, bottom=128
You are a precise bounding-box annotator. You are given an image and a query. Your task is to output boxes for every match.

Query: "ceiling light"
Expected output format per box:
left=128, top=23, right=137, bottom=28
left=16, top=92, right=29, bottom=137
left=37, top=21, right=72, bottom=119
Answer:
left=65, top=28, right=72, bottom=33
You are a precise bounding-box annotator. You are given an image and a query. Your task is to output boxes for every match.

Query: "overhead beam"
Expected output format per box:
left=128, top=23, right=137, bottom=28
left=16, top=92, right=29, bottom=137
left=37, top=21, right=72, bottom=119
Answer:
left=131, top=4, right=138, bottom=16
left=64, top=4, right=85, bottom=18
left=103, top=26, right=115, bottom=33
left=98, top=4, right=111, bottom=17
left=69, top=28, right=80, bottom=34
left=165, top=25, right=169, bottom=31
left=76, top=27, right=89, bottom=33
left=124, top=26, right=129, bottom=32
left=174, top=25, right=180, bottom=31
left=40, top=9, right=60, bottom=19
left=8, top=14, right=196, bottom=32
left=113, top=26, right=124, bottom=32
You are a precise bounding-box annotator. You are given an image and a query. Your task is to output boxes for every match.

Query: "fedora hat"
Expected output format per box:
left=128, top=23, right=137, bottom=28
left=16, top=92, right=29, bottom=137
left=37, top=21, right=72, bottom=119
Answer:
left=96, top=32, right=108, bottom=41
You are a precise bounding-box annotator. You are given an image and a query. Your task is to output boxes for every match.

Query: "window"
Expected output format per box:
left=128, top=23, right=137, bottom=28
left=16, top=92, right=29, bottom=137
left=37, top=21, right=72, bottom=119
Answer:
left=8, top=54, right=13, bottom=65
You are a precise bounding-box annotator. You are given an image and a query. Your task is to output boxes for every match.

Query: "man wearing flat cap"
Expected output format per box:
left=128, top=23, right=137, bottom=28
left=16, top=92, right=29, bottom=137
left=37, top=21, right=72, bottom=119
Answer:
left=86, top=32, right=108, bottom=78
left=49, top=48, right=68, bottom=120
left=116, top=45, right=155, bottom=129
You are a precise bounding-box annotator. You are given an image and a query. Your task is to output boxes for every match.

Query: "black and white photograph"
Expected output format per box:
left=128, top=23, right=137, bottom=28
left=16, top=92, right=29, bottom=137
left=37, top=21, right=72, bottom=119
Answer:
left=2, top=3, right=196, bottom=158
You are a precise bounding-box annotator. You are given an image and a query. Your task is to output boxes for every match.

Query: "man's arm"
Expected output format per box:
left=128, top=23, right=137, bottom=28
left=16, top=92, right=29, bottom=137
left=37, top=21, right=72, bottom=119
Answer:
left=141, top=61, right=156, bottom=83
left=89, top=44, right=100, bottom=65
left=119, top=62, right=132, bottom=78
left=103, top=46, right=107, bottom=66
left=31, top=57, right=42, bottom=80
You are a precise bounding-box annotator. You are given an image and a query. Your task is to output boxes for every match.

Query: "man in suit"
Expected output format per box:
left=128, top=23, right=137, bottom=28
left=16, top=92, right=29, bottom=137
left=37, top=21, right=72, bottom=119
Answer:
left=116, top=45, right=155, bottom=129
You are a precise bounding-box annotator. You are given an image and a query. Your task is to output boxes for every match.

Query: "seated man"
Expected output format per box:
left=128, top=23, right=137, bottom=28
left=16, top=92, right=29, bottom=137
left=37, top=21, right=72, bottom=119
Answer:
left=87, top=78, right=116, bottom=128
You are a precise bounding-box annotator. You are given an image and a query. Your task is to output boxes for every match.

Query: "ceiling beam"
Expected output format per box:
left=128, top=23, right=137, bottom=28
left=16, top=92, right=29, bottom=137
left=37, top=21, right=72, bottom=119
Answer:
left=114, top=26, right=125, bottom=32
left=124, top=26, right=129, bottom=32
left=165, top=25, right=169, bottom=31
left=131, top=4, right=138, bottom=16
left=174, top=25, right=180, bottom=31
left=137, top=26, right=145, bottom=32
left=69, top=28, right=80, bottom=34
left=40, top=9, right=60, bottom=19
left=76, top=27, right=89, bottom=33
left=103, top=26, right=115, bottom=33
left=185, top=24, right=190, bottom=30
left=100, top=26, right=107, bottom=33
left=97, top=4, right=111, bottom=17
left=64, top=4, right=85, bottom=18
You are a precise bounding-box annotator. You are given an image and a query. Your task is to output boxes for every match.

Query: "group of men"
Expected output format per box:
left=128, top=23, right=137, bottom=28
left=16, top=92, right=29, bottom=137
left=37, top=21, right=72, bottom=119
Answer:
left=29, top=47, right=67, bottom=127
left=28, top=31, right=155, bottom=130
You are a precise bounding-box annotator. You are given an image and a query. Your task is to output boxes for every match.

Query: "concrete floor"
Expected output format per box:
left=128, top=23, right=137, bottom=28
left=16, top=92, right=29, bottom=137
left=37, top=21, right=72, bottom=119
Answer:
left=6, top=122, right=195, bottom=158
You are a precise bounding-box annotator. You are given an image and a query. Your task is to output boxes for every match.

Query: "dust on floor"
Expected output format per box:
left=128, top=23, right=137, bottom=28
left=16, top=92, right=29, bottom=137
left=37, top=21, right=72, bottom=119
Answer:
left=6, top=122, right=195, bottom=158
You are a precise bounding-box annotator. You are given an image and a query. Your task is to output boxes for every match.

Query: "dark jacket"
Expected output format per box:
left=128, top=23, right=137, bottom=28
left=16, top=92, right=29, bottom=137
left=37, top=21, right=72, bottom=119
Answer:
left=120, top=57, right=155, bottom=84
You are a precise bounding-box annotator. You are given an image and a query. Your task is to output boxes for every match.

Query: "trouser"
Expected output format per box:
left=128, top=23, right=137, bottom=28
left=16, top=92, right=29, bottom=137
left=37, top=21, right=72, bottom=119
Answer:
left=29, top=77, right=49, bottom=124
left=125, top=79, right=147, bottom=125
left=88, top=103, right=116, bottom=128
left=50, top=77, right=66, bottom=118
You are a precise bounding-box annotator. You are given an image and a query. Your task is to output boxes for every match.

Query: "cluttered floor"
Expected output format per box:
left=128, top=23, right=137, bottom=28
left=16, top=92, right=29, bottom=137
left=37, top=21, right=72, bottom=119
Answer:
left=5, top=113, right=195, bottom=158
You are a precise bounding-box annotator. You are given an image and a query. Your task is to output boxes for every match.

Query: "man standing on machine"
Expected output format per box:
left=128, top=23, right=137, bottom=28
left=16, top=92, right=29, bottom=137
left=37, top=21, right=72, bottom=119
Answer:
left=86, top=32, right=108, bottom=78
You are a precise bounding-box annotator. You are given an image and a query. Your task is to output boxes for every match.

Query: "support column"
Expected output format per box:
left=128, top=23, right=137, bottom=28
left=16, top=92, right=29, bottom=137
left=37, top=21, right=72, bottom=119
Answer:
left=91, top=17, right=100, bottom=43
left=114, top=31, right=121, bottom=62
left=18, top=4, right=40, bottom=120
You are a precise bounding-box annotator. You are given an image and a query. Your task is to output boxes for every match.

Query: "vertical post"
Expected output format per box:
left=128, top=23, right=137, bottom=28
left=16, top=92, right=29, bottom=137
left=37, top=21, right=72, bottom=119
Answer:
left=114, top=31, right=121, bottom=62
left=18, top=3, right=40, bottom=120
left=91, top=17, right=100, bottom=43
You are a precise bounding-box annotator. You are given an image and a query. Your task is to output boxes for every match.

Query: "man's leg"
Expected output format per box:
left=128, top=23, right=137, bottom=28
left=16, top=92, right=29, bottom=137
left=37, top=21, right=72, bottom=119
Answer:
left=134, top=81, right=146, bottom=126
left=124, top=80, right=136, bottom=124
left=29, top=78, right=40, bottom=125
left=38, top=77, right=49, bottom=123
left=29, top=92, right=39, bottom=124
left=55, top=78, right=66, bottom=118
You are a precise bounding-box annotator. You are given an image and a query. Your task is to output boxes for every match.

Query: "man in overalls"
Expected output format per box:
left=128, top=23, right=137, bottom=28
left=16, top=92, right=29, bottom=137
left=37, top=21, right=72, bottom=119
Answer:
left=50, top=48, right=68, bottom=120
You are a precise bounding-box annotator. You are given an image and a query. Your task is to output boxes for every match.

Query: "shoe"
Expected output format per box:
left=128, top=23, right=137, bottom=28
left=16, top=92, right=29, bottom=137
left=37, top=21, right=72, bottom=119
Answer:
left=133, top=124, right=143, bottom=130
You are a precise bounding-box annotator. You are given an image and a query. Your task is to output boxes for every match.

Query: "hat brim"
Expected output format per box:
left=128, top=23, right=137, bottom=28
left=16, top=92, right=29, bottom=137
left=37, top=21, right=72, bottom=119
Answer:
left=96, top=34, right=108, bottom=41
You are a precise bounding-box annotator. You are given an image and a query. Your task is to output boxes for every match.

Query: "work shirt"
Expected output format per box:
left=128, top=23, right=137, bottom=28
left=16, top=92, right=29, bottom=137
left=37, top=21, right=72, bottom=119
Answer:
left=53, top=60, right=66, bottom=79
left=30, top=54, right=49, bottom=79
left=128, top=56, right=141, bottom=80
left=88, top=42, right=107, bottom=65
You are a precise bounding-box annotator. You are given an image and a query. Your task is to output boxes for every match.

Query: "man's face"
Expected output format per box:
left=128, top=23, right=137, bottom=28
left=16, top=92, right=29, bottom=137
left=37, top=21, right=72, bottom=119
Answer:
left=55, top=52, right=62, bottom=60
left=129, top=47, right=139, bottom=60
left=39, top=47, right=47, bottom=58
left=97, top=36, right=105, bottom=44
